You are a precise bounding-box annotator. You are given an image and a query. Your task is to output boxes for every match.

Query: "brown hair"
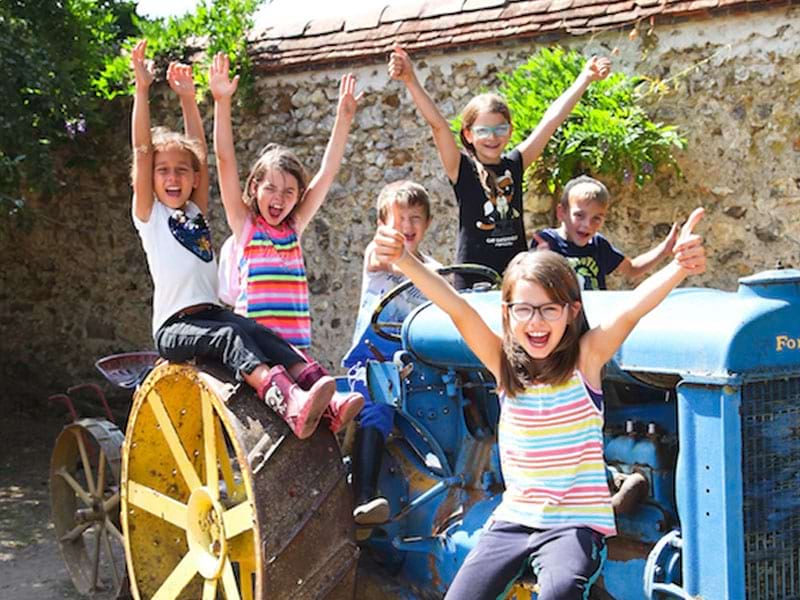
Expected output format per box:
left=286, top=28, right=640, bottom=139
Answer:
left=376, top=180, right=432, bottom=223
left=498, top=251, right=588, bottom=397
left=458, top=93, right=512, bottom=204
left=242, top=144, right=309, bottom=217
left=560, top=175, right=610, bottom=209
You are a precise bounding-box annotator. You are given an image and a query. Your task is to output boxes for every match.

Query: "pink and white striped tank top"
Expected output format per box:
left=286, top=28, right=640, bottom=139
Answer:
left=493, top=371, right=616, bottom=537
left=235, top=217, right=311, bottom=348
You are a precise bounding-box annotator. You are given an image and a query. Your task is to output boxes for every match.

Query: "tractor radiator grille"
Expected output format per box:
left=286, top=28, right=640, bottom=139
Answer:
left=742, top=378, right=800, bottom=599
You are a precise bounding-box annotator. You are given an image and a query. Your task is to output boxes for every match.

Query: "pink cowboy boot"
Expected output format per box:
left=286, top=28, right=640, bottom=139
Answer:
left=258, top=365, right=335, bottom=439
left=294, top=361, right=364, bottom=434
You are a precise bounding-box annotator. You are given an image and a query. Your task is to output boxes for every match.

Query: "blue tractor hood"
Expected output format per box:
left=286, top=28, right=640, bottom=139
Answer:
left=402, top=269, right=800, bottom=381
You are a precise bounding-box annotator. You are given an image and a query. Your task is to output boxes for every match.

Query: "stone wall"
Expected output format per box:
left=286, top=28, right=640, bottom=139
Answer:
left=2, top=6, right=798, bottom=407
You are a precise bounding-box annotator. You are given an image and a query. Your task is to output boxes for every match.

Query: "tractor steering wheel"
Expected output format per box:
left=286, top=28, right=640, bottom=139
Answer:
left=369, top=264, right=502, bottom=342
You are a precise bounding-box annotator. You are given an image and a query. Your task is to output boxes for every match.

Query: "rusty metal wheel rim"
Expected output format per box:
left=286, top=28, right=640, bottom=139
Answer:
left=50, top=418, right=127, bottom=598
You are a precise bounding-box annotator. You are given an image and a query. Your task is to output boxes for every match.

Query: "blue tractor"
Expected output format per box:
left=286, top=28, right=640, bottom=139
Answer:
left=355, top=267, right=800, bottom=599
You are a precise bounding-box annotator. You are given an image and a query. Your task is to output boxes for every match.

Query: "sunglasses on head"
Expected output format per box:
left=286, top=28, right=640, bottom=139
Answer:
left=471, top=123, right=511, bottom=139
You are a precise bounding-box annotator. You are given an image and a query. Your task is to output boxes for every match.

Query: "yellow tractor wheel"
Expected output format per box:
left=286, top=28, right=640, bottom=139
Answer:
left=50, top=418, right=128, bottom=598
left=120, top=363, right=358, bottom=600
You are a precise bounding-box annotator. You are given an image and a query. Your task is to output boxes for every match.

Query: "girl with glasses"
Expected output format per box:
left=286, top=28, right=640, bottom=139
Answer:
left=371, top=205, right=706, bottom=600
left=388, top=45, right=611, bottom=289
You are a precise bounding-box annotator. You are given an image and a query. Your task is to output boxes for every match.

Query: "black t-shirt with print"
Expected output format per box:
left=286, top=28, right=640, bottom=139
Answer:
left=452, top=149, right=527, bottom=288
left=534, top=228, right=625, bottom=290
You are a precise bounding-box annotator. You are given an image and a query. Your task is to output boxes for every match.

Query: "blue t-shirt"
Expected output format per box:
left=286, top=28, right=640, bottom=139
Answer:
left=534, top=228, right=625, bottom=290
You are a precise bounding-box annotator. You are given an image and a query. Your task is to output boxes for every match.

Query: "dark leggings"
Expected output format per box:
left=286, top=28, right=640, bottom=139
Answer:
left=444, top=521, right=606, bottom=600
left=155, top=306, right=304, bottom=381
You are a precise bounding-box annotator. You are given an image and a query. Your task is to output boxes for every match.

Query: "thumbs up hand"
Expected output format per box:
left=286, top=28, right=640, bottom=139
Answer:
left=672, top=207, right=706, bottom=275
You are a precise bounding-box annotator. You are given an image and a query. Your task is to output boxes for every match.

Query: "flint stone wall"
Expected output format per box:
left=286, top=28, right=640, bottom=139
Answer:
left=2, top=6, right=798, bottom=406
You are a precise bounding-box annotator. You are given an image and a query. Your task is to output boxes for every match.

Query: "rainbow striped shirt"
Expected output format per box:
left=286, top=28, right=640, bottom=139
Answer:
left=493, top=372, right=616, bottom=537
left=235, top=217, right=311, bottom=348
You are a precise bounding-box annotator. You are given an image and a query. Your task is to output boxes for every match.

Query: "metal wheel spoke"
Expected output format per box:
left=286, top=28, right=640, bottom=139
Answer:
left=56, top=467, right=93, bottom=506
left=103, top=490, right=120, bottom=513
left=105, top=518, right=124, bottom=544
left=90, top=522, right=103, bottom=590
left=215, top=419, right=237, bottom=499
left=223, top=500, right=254, bottom=540
left=221, top=558, right=242, bottom=600
left=96, top=449, right=107, bottom=496
left=101, top=526, right=122, bottom=590
left=239, top=563, right=254, bottom=600
left=59, top=521, right=91, bottom=543
left=73, top=430, right=97, bottom=496
left=127, top=480, right=188, bottom=530
left=202, top=394, right=219, bottom=497
left=147, top=390, right=202, bottom=490
left=151, top=551, right=198, bottom=600
left=202, top=579, right=218, bottom=600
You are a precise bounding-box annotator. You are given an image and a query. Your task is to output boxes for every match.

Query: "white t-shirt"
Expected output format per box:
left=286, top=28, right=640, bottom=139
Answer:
left=132, top=200, right=219, bottom=336
left=350, top=251, right=441, bottom=347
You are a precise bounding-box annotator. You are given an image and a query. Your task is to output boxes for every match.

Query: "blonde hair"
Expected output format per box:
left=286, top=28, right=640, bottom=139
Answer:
left=499, top=251, right=588, bottom=397
left=150, top=127, right=205, bottom=172
left=242, top=144, right=309, bottom=217
left=560, top=175, right=610, bottom=209
left=459, top=94, right=512, bottom=203
left=376, top=180, right=432, bottom=223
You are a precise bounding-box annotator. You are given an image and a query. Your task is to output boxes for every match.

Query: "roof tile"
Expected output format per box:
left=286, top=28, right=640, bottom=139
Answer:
left=305, top=17, right=345, bottom=36
left=382, top=1, right=425, bottom=23
left=419, top=0, right=467, bottom=18
left=344, top=7, right=388, bottom=32
left=501, top=0, right=552, bottom=18
left=462, top=0, right=507, bottom=9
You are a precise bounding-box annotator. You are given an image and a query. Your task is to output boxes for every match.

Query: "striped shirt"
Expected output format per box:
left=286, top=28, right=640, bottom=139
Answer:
left=493, top=372, right=616, bottom=537
left=235, top=216, right=311, bottom=348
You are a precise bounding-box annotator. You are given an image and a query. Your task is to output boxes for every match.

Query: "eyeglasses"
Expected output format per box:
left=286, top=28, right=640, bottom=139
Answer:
left=504, top=301, right=567, bottom=322
left=471, top=124, right=511, bottom=139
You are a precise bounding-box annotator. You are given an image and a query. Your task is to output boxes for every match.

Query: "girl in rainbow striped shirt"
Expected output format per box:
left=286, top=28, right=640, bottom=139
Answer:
left=211, top=53, right=364, bottom=434
left=372, top=204, right=706, bottom=600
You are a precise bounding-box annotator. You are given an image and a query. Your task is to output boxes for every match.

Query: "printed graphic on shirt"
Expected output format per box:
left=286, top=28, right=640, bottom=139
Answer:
left=567, top=256, right=600, bottom=290
left=168, top=209, right=214, bottom=262
left=475, top=169, right=520, bottom=248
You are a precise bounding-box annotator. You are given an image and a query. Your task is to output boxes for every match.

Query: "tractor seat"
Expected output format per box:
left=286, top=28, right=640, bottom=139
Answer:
left=95, top=351, right=160, bottom=389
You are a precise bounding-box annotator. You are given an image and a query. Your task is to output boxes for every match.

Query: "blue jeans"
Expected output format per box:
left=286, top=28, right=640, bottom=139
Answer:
left=155, top=306, right=303, bottom=381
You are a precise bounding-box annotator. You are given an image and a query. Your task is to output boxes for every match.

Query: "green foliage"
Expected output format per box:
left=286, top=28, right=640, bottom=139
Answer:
left=0, top=0, right=262, bottom=233
left=454, top=47, right=686, bottom=195
left=97, top=0, right=262, bottom=102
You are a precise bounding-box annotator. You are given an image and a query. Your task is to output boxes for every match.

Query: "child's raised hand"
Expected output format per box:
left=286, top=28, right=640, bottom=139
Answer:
left=337, top=73, right=363, bottom=120
left=388, top=45, right=414, bottom=83
left=672, top=208, right=706, bottom=275
left=373, top=225, right=407, bottom=265
left=582, top=56, right=612, bottom=82
left=131, top=39, right=155, bottom=89
left=660, top=222, right=679, bottom=254
left=166, top=62, right=196, bottom=99
left=209, top=52, right=239, bottom=101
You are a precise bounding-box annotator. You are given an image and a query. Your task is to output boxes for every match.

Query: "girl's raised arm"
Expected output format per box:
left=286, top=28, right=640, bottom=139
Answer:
left=131, top=40, right=155, bottom=222
left=292, top=73, right=361, bottom=236
left=517, top=56, right=611, bottom=171
left=373, top=207, right=504, bottom=379
left=167, top=62, right=209, bottom=214
left=389, top=46, right=461, bottom=183
left=210, top=52, right=249, bottom=243
left=579, top=208, right=706, bottom=383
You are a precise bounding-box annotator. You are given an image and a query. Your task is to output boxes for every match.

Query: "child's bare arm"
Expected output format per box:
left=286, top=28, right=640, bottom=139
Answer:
left=373, top=209, right=503, bottom=378
left=292, top=73, right=361, bottom=236
left=210, top=53, right=249, bottom=242
left=167, top=62, right=209, bottom=214
left=131, top=39, right=155, bottom=222
left=614, top=223, right=679, bottom=282
left=389, top=46, right=461, bottom=183
left=517, top=56, right=611, bottom=170
left=580, top=209, right=705, bottom=384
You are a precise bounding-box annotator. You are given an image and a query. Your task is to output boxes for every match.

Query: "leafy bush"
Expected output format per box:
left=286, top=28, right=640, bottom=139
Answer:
left=454, top=46, right=686, bottom=195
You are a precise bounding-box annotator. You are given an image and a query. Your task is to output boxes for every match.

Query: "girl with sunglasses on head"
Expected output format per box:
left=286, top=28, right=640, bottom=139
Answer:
left=389, top=46, right=610, bottom=288
left=371, top=203, right=705, bottom=599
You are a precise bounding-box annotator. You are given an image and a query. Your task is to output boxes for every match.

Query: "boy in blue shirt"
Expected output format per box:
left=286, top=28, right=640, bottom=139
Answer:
left=533, top=175, right=678, bottom=290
